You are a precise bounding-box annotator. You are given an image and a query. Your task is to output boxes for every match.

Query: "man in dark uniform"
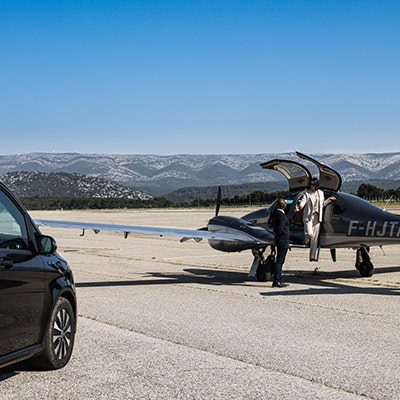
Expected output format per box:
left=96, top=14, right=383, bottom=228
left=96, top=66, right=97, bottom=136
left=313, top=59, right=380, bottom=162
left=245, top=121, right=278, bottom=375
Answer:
left=270, top=198, right=290, bottom=287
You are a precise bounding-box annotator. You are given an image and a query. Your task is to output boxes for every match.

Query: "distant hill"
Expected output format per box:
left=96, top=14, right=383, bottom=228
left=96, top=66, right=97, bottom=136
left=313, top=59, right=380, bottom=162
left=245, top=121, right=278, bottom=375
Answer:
left=0, top=171, right=151, bottom=200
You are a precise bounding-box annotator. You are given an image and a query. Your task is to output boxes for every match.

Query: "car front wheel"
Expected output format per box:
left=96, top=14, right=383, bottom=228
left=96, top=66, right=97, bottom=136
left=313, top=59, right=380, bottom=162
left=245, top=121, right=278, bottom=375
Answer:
left=33, top=296, right=76, bottom=370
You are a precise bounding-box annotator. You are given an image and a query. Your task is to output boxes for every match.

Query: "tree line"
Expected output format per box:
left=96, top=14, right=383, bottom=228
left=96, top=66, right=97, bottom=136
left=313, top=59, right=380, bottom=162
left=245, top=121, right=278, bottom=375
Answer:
left=20, top=183, right=400, bottom=210
left=21, top=189, right=289, bottom=210
left=21, top=196, right=174, bottom=210
left=356, top=183, right=400, bottom=201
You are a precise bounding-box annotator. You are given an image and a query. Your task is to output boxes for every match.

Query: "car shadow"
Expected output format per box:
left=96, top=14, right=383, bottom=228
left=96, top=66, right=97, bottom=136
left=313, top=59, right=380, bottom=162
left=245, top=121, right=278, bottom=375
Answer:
left=0, top=358, right=66, bottom=381
left=0, top=362, right=27, bottom=381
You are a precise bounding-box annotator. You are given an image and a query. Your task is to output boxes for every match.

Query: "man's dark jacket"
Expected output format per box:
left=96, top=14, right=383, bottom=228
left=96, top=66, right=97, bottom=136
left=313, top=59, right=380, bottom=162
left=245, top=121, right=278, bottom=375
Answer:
left=271, top=209, right=290, bottom=243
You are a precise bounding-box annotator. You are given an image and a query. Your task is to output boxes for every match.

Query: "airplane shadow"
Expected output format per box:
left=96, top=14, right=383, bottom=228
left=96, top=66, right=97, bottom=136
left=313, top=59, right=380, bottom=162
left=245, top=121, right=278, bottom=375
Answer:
left=260, top=265, right=400, bottom=297
left=76, top=268, right=249, bottom=288
left=76, top=265, right=400, bottom=297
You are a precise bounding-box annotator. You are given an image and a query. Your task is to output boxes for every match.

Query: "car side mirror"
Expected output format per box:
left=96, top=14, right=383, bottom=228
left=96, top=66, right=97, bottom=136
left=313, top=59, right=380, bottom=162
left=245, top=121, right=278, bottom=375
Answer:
left=38, top=235, right=58, bottom=255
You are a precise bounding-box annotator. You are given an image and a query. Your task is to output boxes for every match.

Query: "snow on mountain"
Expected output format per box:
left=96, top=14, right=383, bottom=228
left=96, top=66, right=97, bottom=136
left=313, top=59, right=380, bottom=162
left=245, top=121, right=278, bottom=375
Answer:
left=1, top=151, right=400, bottom=195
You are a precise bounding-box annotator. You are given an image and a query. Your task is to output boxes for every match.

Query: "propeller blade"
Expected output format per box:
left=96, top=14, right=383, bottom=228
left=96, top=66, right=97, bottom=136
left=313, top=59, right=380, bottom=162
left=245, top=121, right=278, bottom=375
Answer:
left=215, top=186, right=222, bottom=216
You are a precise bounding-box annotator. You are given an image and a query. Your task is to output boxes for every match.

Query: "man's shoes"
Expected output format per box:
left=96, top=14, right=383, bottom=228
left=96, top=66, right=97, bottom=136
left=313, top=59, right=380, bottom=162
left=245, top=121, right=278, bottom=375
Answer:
left=272, top=282, right=289, bottom=288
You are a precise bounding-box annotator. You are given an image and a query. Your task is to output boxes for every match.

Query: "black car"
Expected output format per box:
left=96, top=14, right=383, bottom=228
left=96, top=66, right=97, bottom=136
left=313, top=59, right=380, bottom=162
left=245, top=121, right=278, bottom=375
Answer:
left=0, top=182, right=76, bottom=370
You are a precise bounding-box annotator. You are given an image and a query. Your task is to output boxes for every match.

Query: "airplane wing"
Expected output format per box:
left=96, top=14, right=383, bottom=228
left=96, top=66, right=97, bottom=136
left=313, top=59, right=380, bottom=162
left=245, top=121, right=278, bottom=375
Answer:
left=34, top=219, right=267, bottom=245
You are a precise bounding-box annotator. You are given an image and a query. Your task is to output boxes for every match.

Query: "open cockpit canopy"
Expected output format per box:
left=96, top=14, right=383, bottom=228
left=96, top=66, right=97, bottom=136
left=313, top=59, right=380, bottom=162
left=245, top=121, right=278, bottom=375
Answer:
left=260, top=152, right=342, bottom=192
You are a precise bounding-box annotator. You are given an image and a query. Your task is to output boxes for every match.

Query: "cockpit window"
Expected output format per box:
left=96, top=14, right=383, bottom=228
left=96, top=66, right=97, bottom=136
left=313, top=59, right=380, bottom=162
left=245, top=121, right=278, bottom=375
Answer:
left=332, top=203, right=345, bottom=215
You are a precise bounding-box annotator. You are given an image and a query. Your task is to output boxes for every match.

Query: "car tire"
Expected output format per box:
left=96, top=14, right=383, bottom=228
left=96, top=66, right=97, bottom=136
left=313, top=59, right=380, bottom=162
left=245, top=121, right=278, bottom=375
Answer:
left=32, top=297, right=76, bottom=370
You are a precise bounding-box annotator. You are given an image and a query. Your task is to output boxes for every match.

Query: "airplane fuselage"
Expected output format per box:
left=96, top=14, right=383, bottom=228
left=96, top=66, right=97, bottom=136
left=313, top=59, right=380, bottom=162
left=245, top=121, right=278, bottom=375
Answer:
left=318, top=192, right=400, bottom=248
left=207, top=191, right=400, bottom=253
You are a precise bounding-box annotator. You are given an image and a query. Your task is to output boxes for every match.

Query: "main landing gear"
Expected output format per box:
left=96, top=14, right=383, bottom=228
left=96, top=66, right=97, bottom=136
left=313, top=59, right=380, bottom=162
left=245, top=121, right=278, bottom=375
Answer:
left=248, top=246, right=374, bottom=280
left=355, top=246, right=374, bottom=277
left=248, top=248, right=275, bottom=282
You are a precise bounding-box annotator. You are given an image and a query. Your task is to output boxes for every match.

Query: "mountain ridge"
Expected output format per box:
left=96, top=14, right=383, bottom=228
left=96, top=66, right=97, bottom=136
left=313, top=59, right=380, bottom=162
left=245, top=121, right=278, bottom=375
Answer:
left=1, top=151, right=400, bottom=196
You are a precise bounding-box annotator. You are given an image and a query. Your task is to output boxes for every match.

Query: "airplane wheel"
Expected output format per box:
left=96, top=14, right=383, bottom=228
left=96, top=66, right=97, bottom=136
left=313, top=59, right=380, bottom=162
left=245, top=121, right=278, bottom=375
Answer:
left=357, top=261, right=374, bottom=277
left=256, top=262, right=267, bottom=282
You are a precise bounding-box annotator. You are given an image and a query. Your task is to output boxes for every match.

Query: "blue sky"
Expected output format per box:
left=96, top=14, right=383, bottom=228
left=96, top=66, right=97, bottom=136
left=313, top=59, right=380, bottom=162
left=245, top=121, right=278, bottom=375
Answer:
left=1, top=0, right=399, bottom=155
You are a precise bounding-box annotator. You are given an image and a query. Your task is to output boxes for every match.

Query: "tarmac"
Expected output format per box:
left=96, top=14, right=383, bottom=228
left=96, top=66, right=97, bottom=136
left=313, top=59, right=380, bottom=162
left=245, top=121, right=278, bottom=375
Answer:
left=1, top=208, right=399, bottom=400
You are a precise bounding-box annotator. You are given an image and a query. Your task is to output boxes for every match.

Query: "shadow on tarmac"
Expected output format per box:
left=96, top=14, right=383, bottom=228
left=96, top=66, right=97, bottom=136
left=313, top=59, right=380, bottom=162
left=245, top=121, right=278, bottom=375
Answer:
left=0, top=367, right=18, bottom=381
left=0, top=361, right=31, bottom=381
left=0, top=356, right=60, bottom=380
left=76, top=265, right=400, bottom=297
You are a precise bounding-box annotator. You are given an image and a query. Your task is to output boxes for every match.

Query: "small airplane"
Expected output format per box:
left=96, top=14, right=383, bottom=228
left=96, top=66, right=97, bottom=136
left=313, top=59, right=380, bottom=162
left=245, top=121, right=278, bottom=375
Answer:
left=35, top=152, right=400, bottom=281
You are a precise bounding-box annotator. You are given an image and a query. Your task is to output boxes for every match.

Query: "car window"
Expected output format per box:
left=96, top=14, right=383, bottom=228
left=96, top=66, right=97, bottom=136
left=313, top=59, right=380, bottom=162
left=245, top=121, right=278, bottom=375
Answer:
left=0, top=190, right=28, bottom=248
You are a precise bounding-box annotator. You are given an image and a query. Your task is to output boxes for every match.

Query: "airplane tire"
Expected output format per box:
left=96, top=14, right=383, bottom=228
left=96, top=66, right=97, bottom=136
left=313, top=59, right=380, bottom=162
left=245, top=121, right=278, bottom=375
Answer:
left=357, top=261, right=374, bottom=277
left=256, top=263, right=267, bottom=282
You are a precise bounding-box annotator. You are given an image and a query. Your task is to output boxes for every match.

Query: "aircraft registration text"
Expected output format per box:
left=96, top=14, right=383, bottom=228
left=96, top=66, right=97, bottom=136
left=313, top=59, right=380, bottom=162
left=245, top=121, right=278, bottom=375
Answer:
left=347, top=220, right=400, bottom=237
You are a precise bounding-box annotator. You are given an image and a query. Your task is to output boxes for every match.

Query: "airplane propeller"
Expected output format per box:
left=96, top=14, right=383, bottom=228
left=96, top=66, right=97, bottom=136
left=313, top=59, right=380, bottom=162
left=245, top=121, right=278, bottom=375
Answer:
left=180, top=186, right=222, bottom=242
left=215, top=186, right=222, bottom=217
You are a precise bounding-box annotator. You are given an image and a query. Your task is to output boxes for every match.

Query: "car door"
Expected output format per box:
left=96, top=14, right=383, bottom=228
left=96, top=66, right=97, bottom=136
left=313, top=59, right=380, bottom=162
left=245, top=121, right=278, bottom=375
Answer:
left=0, top=189, right=45, bottom=356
